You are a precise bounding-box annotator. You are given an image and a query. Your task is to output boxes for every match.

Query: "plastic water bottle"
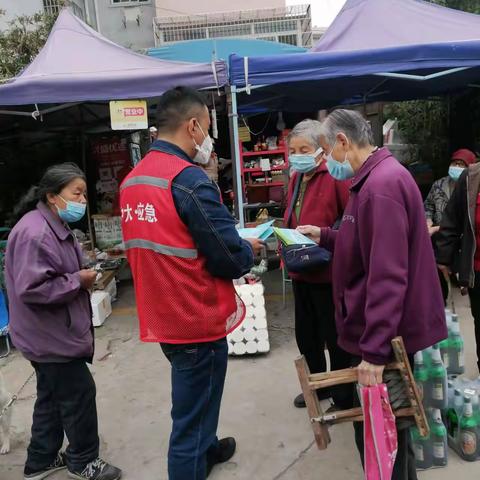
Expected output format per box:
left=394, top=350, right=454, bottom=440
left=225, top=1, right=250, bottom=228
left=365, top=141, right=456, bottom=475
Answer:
left=470, top=393, right=480, bottom=457
left=414, top=352, right=430, bottom=406
left=449, top=317, right=465, bottom=375
left=431, top=408, right=448, bottom=466
left=429, top=345, right=447, bottom=410
left=411, top=426, right=433, bottom=469
left=445, top=309, right=452, bottom=332
left=447, top=380, right=455, bottom=409
left=438, top=338, right=450, bottom=372
left=459, top=397, right=479, bottom=461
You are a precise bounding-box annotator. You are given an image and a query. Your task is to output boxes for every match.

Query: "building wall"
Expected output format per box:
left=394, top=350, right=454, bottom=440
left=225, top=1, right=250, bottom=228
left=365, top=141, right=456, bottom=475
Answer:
left=94, top=0, right=155, bottom=50
left=0, top=0, right=44, bottom=30
left=0, top=0, right=95, bottom=30
left=155, top=0, right=285, bottom=17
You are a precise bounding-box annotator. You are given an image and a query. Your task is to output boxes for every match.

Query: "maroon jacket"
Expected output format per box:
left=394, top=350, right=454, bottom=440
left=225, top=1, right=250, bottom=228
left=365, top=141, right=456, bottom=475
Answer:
left=321, top=148, right=447, bottom=364
left=284, top=162, right=350, bottom=283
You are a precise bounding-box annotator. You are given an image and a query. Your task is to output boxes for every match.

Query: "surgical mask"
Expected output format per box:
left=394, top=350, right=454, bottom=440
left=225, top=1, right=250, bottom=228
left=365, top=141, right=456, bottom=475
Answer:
left=326, top=141, right=355, bottom=181
left=192, top=123, right=213, bottom=165
left=289, top=147, right=323, bottom=173
left=56, top=195, right=86, bottom=223
left=448, top=165, right=465, bottom=181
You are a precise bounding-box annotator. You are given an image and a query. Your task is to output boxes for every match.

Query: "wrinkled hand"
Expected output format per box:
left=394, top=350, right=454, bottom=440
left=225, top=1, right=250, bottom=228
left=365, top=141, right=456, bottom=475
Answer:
left=357, top=360, right=385, bottom=386
left=296, top=225, right=321, bottom=244
left=78, top=269, right=97, bottom=290
left=246, top=238, right=266, bottom=256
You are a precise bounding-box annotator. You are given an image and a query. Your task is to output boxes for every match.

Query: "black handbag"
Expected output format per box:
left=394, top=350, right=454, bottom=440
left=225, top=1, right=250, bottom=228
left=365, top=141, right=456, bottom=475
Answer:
left=281, top=173, right=332, bottom=274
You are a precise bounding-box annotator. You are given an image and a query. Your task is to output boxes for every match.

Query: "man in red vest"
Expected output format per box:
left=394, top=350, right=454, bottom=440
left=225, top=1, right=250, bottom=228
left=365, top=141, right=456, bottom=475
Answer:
left=120, top=87, right=263, bottom=480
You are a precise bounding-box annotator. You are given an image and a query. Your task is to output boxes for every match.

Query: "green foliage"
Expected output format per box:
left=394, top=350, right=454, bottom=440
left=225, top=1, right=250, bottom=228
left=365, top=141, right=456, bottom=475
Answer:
left=386, top=1, right=480, bottom=171
left=384, top=100, right=449, bottom=172
left=0, top=6, right=63, bottom=80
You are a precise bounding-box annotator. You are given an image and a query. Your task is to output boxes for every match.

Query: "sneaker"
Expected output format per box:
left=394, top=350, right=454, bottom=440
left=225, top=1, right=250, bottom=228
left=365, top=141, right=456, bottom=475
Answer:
left=206, top=437, right=236, bottom=477
left=68, top=458, right=122, bottom=480
left=24, top=452, right=67, bottom=480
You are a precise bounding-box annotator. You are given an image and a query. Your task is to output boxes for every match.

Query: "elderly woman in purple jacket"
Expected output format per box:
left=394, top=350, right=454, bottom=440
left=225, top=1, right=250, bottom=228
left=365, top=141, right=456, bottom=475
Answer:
left=5, top=163, right=121, bottom=480
left=298, top=110, right=446, bottom=480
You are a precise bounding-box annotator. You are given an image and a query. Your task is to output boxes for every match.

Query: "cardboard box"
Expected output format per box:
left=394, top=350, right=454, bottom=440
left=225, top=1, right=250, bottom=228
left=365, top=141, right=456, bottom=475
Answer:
left=91, top=291, right=112, bottom=327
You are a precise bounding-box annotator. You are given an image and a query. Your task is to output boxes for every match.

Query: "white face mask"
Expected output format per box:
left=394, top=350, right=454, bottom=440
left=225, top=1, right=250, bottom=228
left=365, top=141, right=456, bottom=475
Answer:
left=192, top=122, right=213, bottom=165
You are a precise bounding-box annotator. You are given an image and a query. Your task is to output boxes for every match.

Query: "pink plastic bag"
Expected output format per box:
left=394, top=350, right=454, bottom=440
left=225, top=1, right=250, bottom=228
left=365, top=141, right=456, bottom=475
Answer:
left=361, top=384, right=398, bottom=480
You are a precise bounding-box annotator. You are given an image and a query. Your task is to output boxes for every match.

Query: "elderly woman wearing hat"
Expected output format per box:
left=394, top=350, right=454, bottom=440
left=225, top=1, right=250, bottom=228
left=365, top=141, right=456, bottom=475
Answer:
left=424, top=148, right=477, bottom=300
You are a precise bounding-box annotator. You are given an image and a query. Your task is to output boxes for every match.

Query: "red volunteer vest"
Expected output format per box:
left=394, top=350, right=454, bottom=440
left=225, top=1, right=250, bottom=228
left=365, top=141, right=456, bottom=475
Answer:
left=120, top=150, right=244, bottom=343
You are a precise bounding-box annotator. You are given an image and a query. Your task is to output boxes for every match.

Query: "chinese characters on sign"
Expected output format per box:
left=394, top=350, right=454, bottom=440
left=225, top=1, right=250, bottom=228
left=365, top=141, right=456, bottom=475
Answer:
left=109, top=100, right=148, bottom=130
left=122, top=203, right=158, bottom=223
left=91, top=137, right=131, bottom=215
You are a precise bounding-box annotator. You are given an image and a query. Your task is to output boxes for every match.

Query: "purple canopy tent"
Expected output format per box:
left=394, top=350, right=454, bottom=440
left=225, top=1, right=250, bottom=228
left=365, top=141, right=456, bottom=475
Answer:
left=313, top=0, right=480, bottom=53
left=0, top=9, right=227, bottom=107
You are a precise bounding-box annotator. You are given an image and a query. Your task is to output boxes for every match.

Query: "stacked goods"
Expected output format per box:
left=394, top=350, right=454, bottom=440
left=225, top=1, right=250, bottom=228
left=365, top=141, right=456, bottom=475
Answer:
left=228, top=283, right=270, bottom=356
left=413, top=309, right=480, bottom=467
left=412, top=345, right=449, bottom=469
left=445, top=378, right=480, bottom=461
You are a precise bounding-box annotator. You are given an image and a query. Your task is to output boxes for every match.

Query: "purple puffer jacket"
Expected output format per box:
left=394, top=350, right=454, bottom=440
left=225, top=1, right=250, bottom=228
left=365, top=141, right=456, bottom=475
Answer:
left=5, top=202, right=93, bottom=363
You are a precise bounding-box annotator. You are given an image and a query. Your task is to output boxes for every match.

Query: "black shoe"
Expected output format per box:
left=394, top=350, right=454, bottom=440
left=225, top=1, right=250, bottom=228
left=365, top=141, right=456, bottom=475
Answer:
left=24, top=452, right=67, bottom=480
left=68, top=458, right=122, bottom=480
left=294, top=393, right=306, bottom=408
left=206, top=437, right=236, bottom=477
left=294, top=390, right=333, bottom=408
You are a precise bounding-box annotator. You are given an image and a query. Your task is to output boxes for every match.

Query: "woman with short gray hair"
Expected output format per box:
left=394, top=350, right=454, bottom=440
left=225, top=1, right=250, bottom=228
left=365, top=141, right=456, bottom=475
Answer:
left=299, top=109, right=446, bottom=480
left=285, top=118, right=351, bottom=409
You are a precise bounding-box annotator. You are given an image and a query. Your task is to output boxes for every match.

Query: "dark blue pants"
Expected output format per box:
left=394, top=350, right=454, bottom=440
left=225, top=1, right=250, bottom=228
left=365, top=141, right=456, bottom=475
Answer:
left=160, top=338, right=228, bottom=480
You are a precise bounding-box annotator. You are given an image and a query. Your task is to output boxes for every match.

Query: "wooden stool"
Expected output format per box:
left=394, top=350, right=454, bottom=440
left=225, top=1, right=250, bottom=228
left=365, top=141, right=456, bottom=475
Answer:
left=295, top=336, right=429, bottom=450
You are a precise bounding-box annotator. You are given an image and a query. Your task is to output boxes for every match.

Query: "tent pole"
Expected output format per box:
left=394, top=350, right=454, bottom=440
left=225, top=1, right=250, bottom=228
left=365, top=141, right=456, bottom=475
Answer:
left=227, top=86, right=245, bottom=228
left=81, top=130, right=95, bottom=250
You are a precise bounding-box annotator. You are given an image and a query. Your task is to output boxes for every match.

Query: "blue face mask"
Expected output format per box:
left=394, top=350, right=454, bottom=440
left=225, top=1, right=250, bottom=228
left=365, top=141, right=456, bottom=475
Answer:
left=289, top=147, right=323, bottom=174
left=326, top=140, right=355, bottom=181
left=57, top=196, right=87, bottom=223
left=448, top=165, right=465, bottom=182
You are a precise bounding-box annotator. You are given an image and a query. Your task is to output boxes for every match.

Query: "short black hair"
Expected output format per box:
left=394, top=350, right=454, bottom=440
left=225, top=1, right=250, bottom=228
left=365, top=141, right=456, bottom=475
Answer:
left=156, top=86, right=207, bottom=134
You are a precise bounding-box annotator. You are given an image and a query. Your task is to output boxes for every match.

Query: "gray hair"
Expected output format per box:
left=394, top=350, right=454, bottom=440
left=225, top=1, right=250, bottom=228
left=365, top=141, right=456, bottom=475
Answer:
left=287, top=119, right=322, bottom=150
left=319, top=109, right=374, bottom=148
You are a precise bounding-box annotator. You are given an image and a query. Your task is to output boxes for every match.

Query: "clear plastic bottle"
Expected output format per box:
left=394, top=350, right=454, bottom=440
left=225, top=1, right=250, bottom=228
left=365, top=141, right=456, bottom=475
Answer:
left=414, top=352, right=430, bottom=406
left=447, top=380, right=455, bottom=409
left=411, top=426, right=433, bottom=469
left=431, top=408, right=448, bottom=466
left=459, top=397, right=479, bottom=461
left=429, top=345, right=447, bottom=410
left=449, top=317, right=465, bottom=375
left=438, top=338, right=450, bottom=373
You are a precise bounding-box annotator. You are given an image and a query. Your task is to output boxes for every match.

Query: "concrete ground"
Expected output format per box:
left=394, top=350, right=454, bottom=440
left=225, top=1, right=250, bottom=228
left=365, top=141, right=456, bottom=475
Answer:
left=1, top=270, right=479, bottom=480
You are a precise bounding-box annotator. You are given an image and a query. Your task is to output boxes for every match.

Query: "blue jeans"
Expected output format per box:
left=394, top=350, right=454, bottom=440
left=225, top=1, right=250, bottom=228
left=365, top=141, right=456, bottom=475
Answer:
left=160, top=338, right=228, bottom=480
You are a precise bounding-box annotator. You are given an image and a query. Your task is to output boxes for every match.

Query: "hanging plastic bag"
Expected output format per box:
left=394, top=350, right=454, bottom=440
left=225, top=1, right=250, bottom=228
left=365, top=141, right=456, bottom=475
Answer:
left=361, top=384, right=398, bottom=480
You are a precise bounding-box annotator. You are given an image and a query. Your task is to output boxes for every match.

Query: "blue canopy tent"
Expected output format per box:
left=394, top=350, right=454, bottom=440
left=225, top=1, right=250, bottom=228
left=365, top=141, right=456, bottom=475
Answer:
left=148, top=38, right=306, bottom=63
left=228, top=0, right=480, bottom=224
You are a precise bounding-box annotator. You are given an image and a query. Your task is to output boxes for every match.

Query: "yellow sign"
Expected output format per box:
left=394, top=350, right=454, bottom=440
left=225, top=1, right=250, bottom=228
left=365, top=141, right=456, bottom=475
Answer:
left=109, top=100, right=148, bottom=130
left=238, top=125, right=251, bottom=143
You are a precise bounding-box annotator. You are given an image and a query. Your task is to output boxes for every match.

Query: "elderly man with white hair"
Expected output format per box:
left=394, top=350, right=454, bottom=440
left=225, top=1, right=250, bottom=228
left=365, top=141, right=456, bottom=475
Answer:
left=298, top=109, right=446, bottom=480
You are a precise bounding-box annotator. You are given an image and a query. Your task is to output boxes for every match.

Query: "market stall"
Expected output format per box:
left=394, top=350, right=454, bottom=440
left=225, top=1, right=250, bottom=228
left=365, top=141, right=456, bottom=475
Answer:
left=228, top=0, right=480, bottom=225
left=0, top=9, right=228, bottom=326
